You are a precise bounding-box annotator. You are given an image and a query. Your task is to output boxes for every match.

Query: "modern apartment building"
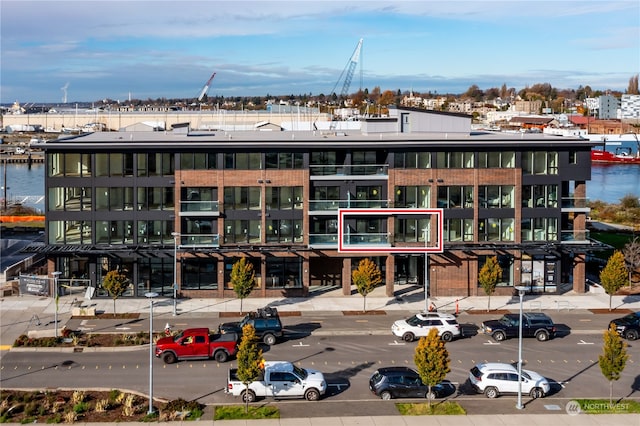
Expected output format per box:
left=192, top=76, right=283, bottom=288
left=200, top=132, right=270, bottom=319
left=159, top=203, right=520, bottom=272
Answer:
left=30, top=107, right=602, bottom=300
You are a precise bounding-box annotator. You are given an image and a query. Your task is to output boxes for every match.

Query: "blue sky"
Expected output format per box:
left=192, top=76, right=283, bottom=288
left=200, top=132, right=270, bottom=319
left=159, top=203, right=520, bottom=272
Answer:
left=1, top=0, right=638, bottom=104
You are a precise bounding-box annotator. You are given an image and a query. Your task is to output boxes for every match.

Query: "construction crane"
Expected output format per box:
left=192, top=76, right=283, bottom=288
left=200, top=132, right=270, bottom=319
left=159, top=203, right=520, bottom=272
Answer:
left=327, top=39, right=363, bottom=130
left=197, top=72, right=216, bottom=102
left=337, top=38, right=363, bottom=102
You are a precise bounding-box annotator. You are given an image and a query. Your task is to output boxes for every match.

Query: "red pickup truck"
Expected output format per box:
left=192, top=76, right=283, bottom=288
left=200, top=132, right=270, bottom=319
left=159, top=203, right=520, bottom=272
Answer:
left=154, top=328, right=239, bottom=364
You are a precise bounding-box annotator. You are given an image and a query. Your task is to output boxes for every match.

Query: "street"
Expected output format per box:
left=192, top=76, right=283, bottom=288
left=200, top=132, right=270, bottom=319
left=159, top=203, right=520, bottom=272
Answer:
left=1, top=316, right=638, bottom=409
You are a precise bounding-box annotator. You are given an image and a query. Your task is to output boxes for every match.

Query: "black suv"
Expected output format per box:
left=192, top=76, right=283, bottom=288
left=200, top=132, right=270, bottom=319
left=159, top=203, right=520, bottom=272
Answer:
left=218, top=307, right=283, bottom=345
left=481, top=312, right=556, bottom=342
left=609, top=312, right=640, bottom=341
left=369, top=366, right=454, bottom=400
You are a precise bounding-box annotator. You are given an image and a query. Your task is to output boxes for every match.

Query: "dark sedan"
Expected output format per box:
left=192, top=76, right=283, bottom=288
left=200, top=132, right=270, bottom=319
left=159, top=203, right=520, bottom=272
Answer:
left=369, top=366, right=454, bottom=400
left=610, top=312, right=640, bottom=340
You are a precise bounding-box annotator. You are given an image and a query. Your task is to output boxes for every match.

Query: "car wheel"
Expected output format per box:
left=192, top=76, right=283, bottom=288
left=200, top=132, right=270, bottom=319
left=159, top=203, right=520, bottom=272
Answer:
left=380, top=391, right=392, bottom=400
left=214, top=350, right=228, bottom=363
left=529, top=387, right=544, bottom=399
left=304, top=388, right=320, bottom=401
left=162, top=352, right=177, bottom=364
left=536, top=330, right=549, bottom=342
left=441, top=332, right=453, bottom=342
left=625, top=329, right=639, bottom=341
left=263, top=334, right=277, bottom=346
left=425, top=390, right=437, bottom=400
left=484, top=387, right=499, bottom=399
left=493, top=331, right=506, bottom=342
left=402, top=332, right=415, bottom=342
left=241, top=390, right=256, bottom=403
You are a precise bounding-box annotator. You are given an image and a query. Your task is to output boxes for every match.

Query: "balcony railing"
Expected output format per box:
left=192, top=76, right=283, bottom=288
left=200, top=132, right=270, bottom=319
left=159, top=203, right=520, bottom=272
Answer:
left=179, top=233, right=220, bottom=247
left=309, top=164, right=389, bottom=178
left=343, top=233, right=390, bottom=245
left=179, top=201, right=220, bottom=215
left=309, top=233, right=339, bottom=246
left=561, top=229, right=591, bottom=243
left=308, top=199, right=390, bottom=212
left=560, top=197, right=590, bottom=209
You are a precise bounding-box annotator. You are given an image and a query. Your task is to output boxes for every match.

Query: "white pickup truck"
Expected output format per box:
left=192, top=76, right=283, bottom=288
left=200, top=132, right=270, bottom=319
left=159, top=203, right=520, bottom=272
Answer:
left=226, top=361, right=327, bottom=402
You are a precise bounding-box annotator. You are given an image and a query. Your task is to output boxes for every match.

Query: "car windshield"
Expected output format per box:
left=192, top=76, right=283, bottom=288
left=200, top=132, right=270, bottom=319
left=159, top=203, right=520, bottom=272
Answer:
left=172, top=331, right=185, bottom=342
left=293, top=364, right=308, bottom=379
left=406, top=315, right=421, bottom=326
left=499, top=316, right=516, bottom=326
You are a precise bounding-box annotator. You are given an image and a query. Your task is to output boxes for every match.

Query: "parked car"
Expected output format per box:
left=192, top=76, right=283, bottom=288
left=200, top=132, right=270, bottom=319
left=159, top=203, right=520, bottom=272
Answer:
left=218, top=306, right=283, bottom=345
left=369, top=366, right=454, bottom=400
left=226, top=361, right=326, bottom=402
left=480, top=312, right=556, bottom=342
left=154, top=328, right=238, bottom=364
left=609, top=311, right=640, bottom=341
left=391, top=312, right=461, bottom=342
left=468, top=362, right=550, bottom=399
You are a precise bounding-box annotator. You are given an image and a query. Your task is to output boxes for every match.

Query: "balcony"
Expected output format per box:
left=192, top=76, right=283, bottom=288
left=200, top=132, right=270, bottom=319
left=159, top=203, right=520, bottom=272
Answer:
left=309, top=199, right=390, bottom=214
left=178, top=233, right=220, bottom=248
left=561, top=197, right=590, bottom=213
left=308, top=233, right=338, bottom=248
left=179, top=201, right=220, bottom=216
left=343, top=233, right=390, bottom=246
left=309, top=164, right=389, bottom=180
left=560, top=229, right=590, bottom=243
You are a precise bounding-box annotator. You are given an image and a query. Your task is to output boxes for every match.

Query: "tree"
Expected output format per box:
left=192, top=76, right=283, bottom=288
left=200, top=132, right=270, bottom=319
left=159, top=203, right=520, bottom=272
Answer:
left=102, top=270, right=129, bottom=315
left=627, top=74, right=639, bottom=95
left=230, top=257, right=256, bottom=313
left=598, top=324, right=629, bottom=405
left=478, top=256, right=503, bottom=312
left=600, top=251, right=628, bottom=311
left=235, top=324, right=263, bottom=413
left=414, top=328, right=450, bottom=408
left=352, top=258, right=383, bottom=312
left=622, top=237, right=640, bottom=289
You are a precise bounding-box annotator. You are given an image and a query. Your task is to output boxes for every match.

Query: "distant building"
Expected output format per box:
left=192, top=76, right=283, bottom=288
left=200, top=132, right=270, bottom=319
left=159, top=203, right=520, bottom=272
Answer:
left=598, top=95, right=619, bottom=120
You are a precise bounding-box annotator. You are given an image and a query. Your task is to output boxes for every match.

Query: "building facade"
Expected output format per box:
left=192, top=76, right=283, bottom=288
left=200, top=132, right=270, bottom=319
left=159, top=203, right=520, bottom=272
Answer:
left=30, top=107, right=602, bottom=300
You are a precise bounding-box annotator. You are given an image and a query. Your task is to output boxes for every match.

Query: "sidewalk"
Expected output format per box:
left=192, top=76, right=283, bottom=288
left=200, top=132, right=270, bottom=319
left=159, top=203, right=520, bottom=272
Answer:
left=2, top=286, right=640, bottom=347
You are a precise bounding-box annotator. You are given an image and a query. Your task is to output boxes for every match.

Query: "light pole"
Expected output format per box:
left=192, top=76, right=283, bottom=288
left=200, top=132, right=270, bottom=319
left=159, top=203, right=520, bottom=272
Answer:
left=145, top=291, right=159, bottom=415
left=171, top=231, right=179, bottom=316
left=515, top=286, right=526, bottom=410
left=52, top=271, right=62, bottom=338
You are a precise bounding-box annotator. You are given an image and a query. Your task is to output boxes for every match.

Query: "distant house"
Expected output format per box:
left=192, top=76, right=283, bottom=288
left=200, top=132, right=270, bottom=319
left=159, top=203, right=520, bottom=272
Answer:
left=508, top=116, right=556, bottom=131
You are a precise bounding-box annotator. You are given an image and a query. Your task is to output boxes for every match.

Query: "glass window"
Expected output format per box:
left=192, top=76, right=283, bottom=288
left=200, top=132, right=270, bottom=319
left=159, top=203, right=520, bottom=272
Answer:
left=266, top=219, right=303, bottom=243
left=394, top=218, right=431, bottom=243
left=182, top=258, right=218, bottom=290
left=444, top=218, right=474, bottom=242
left=437, top=152, right=474, bottom=168
left=224, top=187, right=261, bottom=210
left=394, top=186, right=430, bottom=208
left=479, top=186, right=514, bottom=208
left=479, top=151, right=515, bottom=168
left=478, top=254, right=512, bottom=287
left=523, top=151, right=558, bottom=175
left=437, top=186, right=473, bottom=209
left=265, top=257, right=302, bottom=289
left=478, top=218, right=515, bottom=241
left=394, top=152, right=431, bottom=168
left=224, top=220, right=262, bottom=243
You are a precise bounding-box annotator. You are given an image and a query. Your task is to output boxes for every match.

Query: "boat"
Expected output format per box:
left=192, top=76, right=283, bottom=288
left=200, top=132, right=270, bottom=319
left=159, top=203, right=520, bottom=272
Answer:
left=589, top=133, right=640, bottom=164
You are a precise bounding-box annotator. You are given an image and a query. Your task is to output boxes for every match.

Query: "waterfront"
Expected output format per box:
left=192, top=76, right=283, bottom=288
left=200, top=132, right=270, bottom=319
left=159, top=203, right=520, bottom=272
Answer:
left=1, top=161, right=639, bottom=211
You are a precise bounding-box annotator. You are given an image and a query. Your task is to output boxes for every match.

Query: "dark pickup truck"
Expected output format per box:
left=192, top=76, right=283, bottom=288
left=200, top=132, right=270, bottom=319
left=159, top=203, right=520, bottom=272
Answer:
left=154, top=328, right=238, bottom=364
left=481, top=312, right=556, bottom=342
left=218, top=307, right=283, bottom=345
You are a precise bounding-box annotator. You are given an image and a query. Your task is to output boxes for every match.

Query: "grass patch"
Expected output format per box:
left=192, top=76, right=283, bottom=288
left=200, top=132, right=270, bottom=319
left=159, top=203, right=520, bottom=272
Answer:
left=213, top=405, right=280, bottom=420
left=396, top=401, right=466, bottom=415
left=575, top=399, right=640, bottom=414
left=589, top=232, right=635, bottom=257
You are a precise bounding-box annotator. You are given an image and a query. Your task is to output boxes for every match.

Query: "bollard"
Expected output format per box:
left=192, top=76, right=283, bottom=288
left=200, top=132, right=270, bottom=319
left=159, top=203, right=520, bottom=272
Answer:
left=455, top=299, right=459, bottom=315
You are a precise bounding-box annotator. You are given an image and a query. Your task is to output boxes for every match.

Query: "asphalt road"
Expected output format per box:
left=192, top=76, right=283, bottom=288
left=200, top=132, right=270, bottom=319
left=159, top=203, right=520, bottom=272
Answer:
left=2, top=314, right=638, bottom=414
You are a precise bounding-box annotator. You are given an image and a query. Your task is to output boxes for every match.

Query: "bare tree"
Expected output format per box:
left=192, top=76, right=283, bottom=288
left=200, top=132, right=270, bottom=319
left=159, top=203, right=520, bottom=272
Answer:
left=622, top=237, right=640, bottom=289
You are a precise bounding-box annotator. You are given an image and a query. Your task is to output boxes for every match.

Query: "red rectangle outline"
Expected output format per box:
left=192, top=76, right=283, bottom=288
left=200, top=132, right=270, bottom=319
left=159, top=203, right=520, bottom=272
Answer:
left=337, top=208, right=444, bottom=253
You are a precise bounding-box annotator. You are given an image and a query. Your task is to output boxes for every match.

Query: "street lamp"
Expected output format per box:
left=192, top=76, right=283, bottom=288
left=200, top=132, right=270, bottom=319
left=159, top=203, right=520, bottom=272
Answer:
left=515, top=286, right=526, bottom=410
left=145, top=291, right=159, bottom=415
left=171, top=231, right=179, bottom=316
left=52, top=271, right=62, bottom=338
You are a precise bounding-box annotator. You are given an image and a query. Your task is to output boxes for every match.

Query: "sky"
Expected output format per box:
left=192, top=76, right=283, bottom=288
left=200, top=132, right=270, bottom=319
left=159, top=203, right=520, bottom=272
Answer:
left=1, top=0, right=639, bottom=104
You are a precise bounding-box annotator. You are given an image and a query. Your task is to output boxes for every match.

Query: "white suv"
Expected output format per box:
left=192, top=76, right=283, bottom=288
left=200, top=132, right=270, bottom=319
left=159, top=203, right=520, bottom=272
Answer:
left=391, top=312, right=461, bottom=342
left=469, top=362, right=550, bottom=399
